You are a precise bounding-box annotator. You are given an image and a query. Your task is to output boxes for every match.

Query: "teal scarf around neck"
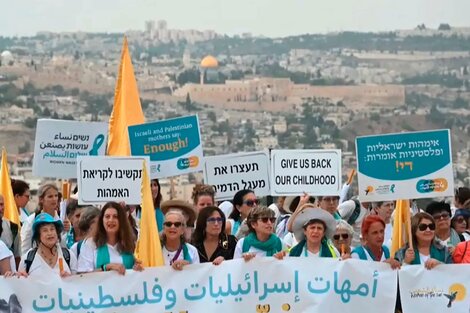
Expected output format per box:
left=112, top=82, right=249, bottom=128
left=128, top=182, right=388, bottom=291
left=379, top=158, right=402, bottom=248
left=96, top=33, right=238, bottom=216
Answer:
left=410, top=244, right=446, bottom=265
left=242, top=233, right=282, bottom=256
left=96, top=244, right=135, bottom=270
left=289, top=239, right=335, bottom=258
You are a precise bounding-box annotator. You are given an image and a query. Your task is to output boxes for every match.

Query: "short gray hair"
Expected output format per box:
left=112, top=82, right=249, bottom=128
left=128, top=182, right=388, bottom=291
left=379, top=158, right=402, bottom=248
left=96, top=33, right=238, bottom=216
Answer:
left=336, top=220, right=354, bottom=235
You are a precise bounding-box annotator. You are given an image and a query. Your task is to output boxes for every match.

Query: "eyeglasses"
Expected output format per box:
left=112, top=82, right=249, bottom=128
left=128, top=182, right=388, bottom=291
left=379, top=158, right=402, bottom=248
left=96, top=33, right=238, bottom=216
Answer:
left=418, top=223, right=436, bottom=231
left=433, top=212, right=450, bottom=220
left=207, top=217, right=223, bottom=224
left=333, top=233, right=349, bottom=240
left=243, top=199, right=259, bottom=207
left=22, top=194, right=31, bottom=199
left=258, top=217, right=276, bottom=224
left=455, top=217, right=467, bottom=224
left=163, top=221, right=183, bottom=228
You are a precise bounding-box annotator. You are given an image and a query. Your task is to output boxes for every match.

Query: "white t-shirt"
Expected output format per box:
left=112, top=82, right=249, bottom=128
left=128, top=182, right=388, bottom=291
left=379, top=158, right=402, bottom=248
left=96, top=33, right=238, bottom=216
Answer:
left=162, top=243, right=200, bottom=266
left=419, top=253, right=430, bottom=264
left=351, top=246, right=387, bottom=261
left=0, top=240, right=16, bottom=273
left=1, top=218, right=21, bottom=257
left=283, top=232, right=298, bottom=248
left=384, top=223, right=393, bottom=250
left=234, top=237, right=286, bottom=258
left=18, top=245, right=77, bottom=278
left=77, top=239, right=129, bottom=273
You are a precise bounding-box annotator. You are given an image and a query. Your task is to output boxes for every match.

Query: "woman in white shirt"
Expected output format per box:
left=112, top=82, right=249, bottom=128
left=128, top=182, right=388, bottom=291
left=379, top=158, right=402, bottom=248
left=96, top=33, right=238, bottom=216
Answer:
left=234, top=206, right=286, bottom=261
left=161, top=210, right=199, bottom=270
left=77, top=202, right=143, bottom=275
left=0, top=239, right=16, bottom=276
left=18, top=213, right=77, bottom=278
left=351, top=215, right=400, bottom=269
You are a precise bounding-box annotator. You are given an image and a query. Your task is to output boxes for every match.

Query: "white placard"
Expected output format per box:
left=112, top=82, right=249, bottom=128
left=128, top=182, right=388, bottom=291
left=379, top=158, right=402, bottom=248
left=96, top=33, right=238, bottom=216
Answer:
left=77, top=156, right=149, bottom=205
left=32, top=119, right=108, bottom=178
left=400, top=264, right=470, bottom=313
left=270, top=149, right=342, bottom=196
left=0, top=258, right=397, bottom=313
left=204, top=151, right=271, bottom=200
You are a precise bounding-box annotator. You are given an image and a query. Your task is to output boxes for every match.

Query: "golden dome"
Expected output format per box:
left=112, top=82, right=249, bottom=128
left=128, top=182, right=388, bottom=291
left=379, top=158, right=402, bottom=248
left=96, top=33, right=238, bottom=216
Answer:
left=200, top=55, right=218, bottom=68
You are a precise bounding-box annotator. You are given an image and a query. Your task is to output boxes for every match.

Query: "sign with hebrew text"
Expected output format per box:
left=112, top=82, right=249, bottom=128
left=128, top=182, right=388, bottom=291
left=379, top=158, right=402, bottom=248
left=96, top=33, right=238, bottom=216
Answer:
left=356, top=129, right=453, bottom=201
left=77, top=156, right=150, bottom=205
left=204, top=151, right=271, bottom=200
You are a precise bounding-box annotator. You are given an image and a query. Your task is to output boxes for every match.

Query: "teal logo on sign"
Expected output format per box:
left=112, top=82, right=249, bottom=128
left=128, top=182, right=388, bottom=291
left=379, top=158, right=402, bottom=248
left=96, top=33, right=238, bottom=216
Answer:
left=356, top=130, right=451, bottom=181
left=128, top=115, right=201, bottom=162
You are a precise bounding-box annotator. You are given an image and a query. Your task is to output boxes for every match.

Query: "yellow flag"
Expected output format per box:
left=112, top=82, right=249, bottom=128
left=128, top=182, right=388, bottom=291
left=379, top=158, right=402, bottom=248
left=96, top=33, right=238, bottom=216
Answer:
left=391, top=199, right=412, bottom=257
left=0, top=148, right=20, bottom=225
left=107, top=36, right=145, bottom=156
left=135, top=161, right=164, bottom=267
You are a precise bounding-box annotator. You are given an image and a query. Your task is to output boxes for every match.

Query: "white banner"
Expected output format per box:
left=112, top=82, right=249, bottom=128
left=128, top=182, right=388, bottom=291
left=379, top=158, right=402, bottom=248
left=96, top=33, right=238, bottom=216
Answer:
left=77, top=156, right=149, bottom=205
left=270, top=149, right=342, bottom=196
left=204, top=151, right=271, bottom=200
left=0, top=258, right=396, bottom=313
left=399, top=264, right=470, bottom=313
left=32, top=119, right=108, bottom=179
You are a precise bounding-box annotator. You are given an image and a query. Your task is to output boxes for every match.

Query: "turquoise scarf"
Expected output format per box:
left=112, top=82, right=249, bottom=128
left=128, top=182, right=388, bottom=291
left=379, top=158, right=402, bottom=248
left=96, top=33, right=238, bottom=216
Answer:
left=155, top=208, right=164, bottom=232
left=410, top=245, right=447, bottom=265
left=289, top=239, right=336, bottom=258
left=232, top=220, right=241, bottom=236
left=242, top=233, right=282, bottom=256
left=96, top=245, right=135, bottom=270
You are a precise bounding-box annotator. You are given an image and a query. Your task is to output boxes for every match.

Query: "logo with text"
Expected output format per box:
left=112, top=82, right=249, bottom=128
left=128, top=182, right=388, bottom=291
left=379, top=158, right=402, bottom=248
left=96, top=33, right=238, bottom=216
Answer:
left=177, top=156, right=199, bottom=170
left=416, top=178, right=448, bottom=194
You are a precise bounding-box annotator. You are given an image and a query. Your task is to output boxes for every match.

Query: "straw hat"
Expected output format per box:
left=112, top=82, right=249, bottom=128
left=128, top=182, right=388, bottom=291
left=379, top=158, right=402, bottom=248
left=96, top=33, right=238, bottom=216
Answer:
left=161, top=199, right=197, bottom=227
left=288, top=204, right=337, bottom=241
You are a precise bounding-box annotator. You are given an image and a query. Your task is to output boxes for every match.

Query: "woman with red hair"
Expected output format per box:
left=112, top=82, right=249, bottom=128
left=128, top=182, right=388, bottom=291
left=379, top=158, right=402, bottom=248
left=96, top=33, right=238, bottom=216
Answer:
left=351, top=215, right=400, bottom=269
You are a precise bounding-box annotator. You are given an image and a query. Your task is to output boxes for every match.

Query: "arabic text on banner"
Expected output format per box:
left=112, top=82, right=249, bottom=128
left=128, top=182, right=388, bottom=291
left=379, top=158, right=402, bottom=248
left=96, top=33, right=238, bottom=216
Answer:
left=0, top=258, right=396, bottom=313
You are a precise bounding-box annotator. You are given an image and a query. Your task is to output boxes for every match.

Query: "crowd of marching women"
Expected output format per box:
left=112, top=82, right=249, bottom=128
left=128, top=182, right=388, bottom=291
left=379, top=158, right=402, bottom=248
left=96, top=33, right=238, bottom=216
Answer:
left=1, top=179, right=470, bottom=285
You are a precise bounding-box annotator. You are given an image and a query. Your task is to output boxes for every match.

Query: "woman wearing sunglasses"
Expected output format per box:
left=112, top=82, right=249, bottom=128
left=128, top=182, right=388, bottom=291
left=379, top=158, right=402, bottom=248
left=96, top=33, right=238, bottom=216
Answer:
left=332, top=220, right=354, bottom=256
left=287, top=204, right=340, bottom=258
left=162, top=210, right=200, bottom=270
left=192, top=206, right=237, bottom=265
left=227, top=189, right=258, bottom=236
left=234, top=206, right=286, bottom=261
left=395, top=212, right=452, bottom=268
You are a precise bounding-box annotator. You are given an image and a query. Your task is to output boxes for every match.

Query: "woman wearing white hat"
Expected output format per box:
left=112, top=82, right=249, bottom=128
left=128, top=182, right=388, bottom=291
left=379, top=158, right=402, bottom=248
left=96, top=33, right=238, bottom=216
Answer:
left=288, top=204, right=340, bottom=258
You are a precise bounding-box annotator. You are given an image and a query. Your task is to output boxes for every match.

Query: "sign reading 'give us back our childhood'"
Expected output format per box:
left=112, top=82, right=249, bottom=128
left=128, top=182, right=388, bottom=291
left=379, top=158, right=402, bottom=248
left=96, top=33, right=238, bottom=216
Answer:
left=128, top=115, right=203, bottom=179
left=356, top=129, right=454, bottom=202
left=270, top=149, right=342, bottom=196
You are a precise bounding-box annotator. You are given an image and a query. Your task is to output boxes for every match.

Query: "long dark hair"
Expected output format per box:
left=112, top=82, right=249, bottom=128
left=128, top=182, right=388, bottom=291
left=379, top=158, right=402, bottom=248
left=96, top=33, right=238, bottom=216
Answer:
left=152, top=178, right=163, bottom=208
left=94, top=202, right=135, bottom=254
left=192, top=206, right=226, bottom=244
left=228, top=189, right=254, bottom=222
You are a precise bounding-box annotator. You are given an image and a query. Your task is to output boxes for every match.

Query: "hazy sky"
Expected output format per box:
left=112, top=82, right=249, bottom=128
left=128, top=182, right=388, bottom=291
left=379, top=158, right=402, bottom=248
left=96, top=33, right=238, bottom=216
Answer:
left=1, top=0, right=469, bottom=37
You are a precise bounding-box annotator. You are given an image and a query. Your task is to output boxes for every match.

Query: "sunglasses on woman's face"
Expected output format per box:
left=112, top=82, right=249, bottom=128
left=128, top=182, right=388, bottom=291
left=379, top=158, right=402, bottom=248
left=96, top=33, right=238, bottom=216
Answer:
left=418, top=223, right=436, bottom=231
left=207, top=217, right=223, bottom=224
left=243, top=199, right=259, bottom=207
left=333, top=233, right=349, bottom=240
left=164, top=221, right=183, bottom=228
left=455, top=217, right=467, bottom=224
left=433, top=212, right=450, bottom=221
left=258, top=217, right=276, bottom=224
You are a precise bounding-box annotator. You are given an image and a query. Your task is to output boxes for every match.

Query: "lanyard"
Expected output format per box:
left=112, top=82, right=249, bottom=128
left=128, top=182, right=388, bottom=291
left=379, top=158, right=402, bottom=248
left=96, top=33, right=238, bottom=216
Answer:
left=170, top=245, right=183, bottom=265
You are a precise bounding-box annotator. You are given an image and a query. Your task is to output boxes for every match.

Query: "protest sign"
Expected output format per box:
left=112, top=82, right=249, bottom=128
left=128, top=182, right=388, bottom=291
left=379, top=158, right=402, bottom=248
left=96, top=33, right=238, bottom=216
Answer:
left=204, top=151, right=270, bottom=200
left=270, top=149, right=342, bottom=196
left=32, top=119, right=107, bottom=178
left=77, top=156, right=149, bottom=205
left=0, top=258, right=396, bottom=313
left=399, top=264, right=470, bottom=313
left=356, top=129, right=453, bottom=201
left=128, top=115, right=203, bottom=178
